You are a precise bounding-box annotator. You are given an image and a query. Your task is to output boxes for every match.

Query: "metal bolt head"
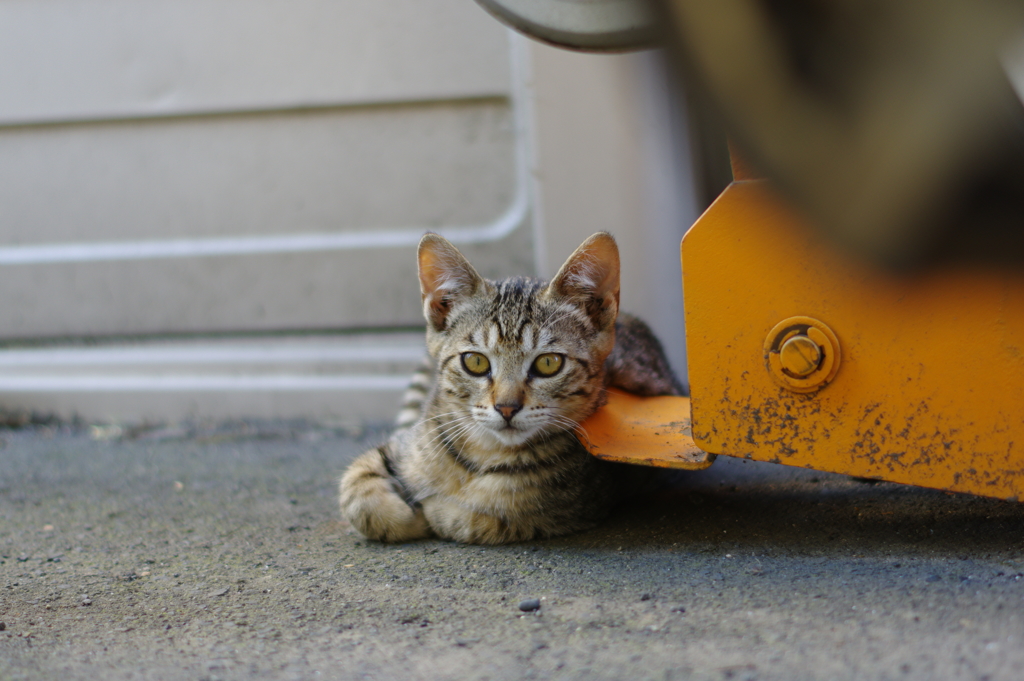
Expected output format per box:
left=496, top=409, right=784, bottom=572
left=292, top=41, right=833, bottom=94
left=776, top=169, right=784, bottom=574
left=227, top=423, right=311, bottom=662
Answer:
left=779, top=335, right=822, bottom=377
left=764, top=316, right=841, bottom=393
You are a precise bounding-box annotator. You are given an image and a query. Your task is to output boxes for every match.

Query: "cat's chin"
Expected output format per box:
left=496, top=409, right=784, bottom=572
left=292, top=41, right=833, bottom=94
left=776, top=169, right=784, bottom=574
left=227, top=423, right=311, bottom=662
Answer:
left=477, top=424, right=540, bottom=449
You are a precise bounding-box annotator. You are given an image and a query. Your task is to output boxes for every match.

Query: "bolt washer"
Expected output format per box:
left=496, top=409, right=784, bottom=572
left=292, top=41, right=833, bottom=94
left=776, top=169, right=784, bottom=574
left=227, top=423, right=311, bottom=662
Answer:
left=764, top=316, right=841, bottom=393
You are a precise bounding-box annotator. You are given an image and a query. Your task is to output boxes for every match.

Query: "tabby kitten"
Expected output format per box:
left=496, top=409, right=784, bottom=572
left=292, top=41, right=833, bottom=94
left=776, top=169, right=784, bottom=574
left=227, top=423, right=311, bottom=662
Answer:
left=339, top=232, right=682, bottom=545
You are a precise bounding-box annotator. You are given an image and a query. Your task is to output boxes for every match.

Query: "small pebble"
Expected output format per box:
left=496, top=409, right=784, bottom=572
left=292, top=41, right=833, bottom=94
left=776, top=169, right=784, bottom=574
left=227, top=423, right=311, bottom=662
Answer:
left=0, top=622, right=6, bottom=631
left=81, top=598, right=93, bottom=606
left=210, top=588, right=230, bottom=597
left=518, top=598, right=541, bottom=612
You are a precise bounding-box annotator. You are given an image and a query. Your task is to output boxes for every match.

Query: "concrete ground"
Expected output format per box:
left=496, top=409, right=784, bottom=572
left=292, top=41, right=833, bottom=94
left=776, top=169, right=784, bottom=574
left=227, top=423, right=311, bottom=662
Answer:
left=2, top=419, right=1024, bottom=681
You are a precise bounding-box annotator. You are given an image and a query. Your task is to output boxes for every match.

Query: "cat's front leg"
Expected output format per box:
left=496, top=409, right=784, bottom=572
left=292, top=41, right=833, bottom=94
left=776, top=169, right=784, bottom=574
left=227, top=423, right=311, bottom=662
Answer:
left=339, top=446, right=432, bottom=542
left=421, top=496, right=535, bottom=545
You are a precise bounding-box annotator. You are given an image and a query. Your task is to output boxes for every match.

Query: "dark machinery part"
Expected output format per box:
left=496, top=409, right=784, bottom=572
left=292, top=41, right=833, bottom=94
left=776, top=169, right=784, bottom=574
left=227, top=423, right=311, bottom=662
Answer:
left=478, top=0, right=1024, bottom=268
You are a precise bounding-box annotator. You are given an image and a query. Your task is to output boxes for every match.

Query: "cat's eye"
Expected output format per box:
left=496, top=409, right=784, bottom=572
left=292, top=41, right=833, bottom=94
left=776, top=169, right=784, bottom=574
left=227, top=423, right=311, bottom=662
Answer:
left=461, top=352, right=491, bottom=376
left=532, top=353, right=564, bottom=377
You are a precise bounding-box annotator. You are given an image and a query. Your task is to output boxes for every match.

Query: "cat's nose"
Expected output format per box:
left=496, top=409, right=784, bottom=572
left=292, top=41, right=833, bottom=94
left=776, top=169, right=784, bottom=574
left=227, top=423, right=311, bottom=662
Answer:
left=494, top=403, right=523, bottom=423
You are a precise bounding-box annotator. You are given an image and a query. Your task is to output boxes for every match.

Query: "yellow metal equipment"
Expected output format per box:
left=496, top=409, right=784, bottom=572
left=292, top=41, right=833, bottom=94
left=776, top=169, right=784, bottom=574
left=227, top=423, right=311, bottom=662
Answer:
left=581, top=391, right=713, bottom=471
left=474, top=0, right=1024, bottom=502
left=580, top=177, right=1024, bottom=501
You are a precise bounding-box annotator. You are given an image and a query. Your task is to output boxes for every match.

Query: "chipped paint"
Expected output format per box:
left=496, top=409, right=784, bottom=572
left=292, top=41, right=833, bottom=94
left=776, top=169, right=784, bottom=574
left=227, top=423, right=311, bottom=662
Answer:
left=683, top=181, right=1024, bottom=501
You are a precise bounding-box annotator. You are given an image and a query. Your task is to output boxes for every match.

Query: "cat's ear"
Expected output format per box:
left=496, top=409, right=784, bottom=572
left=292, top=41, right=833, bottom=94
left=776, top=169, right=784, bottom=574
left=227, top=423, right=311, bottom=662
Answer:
left=546, top=232, right=620, bottom=329
left=418, top=233, right=484, bottom=331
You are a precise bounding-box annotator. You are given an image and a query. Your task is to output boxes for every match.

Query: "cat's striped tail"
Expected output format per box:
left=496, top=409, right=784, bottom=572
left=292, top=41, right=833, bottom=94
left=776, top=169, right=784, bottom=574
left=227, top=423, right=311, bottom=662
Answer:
left=394, top=356, right=433, bottom=429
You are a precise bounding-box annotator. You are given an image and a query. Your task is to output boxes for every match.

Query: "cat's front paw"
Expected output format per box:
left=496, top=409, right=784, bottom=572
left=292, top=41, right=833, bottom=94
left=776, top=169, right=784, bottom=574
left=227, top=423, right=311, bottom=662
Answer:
left=344, top=490, right=431, bottom=543
left=339, top=448, right=432, bottom=543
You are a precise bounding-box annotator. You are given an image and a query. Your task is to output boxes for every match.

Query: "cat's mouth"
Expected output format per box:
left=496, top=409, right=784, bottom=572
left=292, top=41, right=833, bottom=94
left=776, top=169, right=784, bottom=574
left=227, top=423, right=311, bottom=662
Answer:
left=484, top=421, right=537, bottom=447
left=495, top=422, right=525, bottom=438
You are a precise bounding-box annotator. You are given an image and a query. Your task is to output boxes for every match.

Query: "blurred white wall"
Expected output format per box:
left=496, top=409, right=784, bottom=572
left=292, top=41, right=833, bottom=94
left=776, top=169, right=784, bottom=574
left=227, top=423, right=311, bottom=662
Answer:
left=0, top=2, right=699, bottom=422
left=0, top=0, right=530, bottom=337
left=529, top=43, right=698, bottom=388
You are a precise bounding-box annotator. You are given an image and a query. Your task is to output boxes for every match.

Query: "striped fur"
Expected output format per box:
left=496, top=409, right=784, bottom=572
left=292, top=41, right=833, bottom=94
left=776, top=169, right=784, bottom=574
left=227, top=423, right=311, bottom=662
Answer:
left=339, top=232, right=682, bottom=544
left=394, top=357, right=433, bottom=429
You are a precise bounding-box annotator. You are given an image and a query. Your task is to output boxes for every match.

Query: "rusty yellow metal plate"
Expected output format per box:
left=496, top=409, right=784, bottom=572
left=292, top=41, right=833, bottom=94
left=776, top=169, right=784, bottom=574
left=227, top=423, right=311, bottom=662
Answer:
left=578, top=390, right=715, bottom=470
left=682, top=180, right=1024, bottom=501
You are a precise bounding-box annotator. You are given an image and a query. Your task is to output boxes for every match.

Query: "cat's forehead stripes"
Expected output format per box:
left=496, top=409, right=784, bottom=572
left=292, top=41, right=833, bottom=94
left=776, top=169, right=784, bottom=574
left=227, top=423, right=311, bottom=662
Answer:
left=442, top=276, right=599, bottom=365
left=494, top=278, right=542, bottom=332
left=521, top=325, right=535, bottom=351
left=493, top=276, right=543, bottom=305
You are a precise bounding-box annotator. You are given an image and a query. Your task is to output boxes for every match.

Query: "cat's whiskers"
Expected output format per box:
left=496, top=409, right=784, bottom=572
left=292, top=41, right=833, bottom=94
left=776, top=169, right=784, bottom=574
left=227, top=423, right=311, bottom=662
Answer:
left=418, top=410, right=471, bottom=443
left=417, top=411, right=473, bottom=448
left=419, top=413, right=476, bottom=460
left=444, top=418, right=479, bottom=446
left=546, top=413, right=591, bottom=447
left=433, top=412, right=486, bottom=456
left=424, top=414, right=474, bottom=447
left=440, top=419, right=494, bottom=468
left=423, top=408, right=472, bottom=422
